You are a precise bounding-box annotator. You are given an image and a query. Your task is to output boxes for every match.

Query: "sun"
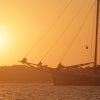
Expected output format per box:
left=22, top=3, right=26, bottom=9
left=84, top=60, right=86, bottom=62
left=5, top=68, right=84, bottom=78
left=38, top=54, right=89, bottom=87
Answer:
left=0, top=28, right=13, bottom=53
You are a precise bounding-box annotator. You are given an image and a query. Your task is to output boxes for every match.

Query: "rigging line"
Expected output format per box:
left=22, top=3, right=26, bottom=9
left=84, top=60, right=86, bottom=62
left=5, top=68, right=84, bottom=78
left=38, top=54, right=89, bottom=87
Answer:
left=88, top=3, right=96, bottom=63
left=60, top=1, right=96, bottom=62
left=25, top=0, right=73, bottom=57
left=81, top=4, right=96, bottom=63
left=89, top=0, right=97, bottom=64
left=40, top=0, right=88, bottom=62
left=60, top=2, right=96, bottom=63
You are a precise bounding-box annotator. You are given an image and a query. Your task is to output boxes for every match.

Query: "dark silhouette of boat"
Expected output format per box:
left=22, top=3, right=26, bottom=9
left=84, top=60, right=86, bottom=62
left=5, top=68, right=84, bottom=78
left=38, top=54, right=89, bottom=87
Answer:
left=51, top=64, right=100, bottom=85
left=19, top=0, right=100, bottom=85
left=19, top=58, right=100, bottom=85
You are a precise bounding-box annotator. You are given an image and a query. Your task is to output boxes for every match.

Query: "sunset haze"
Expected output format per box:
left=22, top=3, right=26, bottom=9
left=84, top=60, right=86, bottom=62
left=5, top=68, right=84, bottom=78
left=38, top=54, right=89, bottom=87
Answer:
left=0, top=0, right=99, bottom=67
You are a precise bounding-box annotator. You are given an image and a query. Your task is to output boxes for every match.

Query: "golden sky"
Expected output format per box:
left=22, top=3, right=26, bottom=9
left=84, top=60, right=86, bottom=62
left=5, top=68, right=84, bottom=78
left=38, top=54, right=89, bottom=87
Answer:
left=0, top=0, right=99, bottom=67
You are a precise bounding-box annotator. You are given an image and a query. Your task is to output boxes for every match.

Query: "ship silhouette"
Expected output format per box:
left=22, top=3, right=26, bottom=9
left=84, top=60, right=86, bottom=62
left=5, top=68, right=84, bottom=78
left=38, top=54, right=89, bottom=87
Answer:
left=19, top=0, right=100, bottom=85
left=0, top=0, right=100, bottom=85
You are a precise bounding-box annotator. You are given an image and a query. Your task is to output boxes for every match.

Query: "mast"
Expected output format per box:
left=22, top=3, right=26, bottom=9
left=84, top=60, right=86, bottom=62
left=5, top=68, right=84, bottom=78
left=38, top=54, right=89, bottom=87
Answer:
left=94, top=0, right=99, bottom=73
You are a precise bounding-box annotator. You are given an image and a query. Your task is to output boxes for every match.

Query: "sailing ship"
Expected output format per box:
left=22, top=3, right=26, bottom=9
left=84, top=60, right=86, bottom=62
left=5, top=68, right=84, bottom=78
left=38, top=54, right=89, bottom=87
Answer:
left=20, top=0, right=100, bottom=85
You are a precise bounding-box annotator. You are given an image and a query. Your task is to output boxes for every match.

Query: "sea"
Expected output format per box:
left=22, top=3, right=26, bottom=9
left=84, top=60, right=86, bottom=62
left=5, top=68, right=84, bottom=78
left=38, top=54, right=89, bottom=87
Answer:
left=0, top=83, right=100, bottom=100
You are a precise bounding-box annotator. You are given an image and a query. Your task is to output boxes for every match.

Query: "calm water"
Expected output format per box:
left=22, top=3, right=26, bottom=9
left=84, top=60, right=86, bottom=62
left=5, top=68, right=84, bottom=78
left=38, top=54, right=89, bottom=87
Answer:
left=0, top=83, right=100, bottom=100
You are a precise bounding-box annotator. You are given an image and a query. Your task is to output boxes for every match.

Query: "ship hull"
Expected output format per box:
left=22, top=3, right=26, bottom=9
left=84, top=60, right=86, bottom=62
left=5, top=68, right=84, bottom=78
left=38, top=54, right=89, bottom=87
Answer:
left=51, top=71, right=100, bottom=86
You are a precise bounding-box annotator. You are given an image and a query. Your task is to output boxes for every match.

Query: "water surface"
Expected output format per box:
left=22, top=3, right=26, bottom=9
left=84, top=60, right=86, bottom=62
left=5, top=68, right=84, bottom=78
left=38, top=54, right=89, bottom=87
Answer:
left=0, top=83, right=100, bottom=100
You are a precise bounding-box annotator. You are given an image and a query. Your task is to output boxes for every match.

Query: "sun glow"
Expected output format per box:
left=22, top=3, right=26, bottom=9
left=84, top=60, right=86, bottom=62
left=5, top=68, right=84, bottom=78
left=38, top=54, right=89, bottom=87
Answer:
left=0, top=27, right=13, bottom=53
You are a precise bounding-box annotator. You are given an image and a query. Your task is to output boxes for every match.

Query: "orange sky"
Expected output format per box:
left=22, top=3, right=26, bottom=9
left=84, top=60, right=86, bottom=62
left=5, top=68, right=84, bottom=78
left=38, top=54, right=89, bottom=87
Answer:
left=0, top=0, right=99, bottom=67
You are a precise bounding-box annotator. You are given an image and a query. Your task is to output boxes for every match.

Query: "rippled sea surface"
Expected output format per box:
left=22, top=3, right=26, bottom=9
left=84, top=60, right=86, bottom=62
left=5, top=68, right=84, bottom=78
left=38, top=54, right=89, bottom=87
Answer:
left=0, top=83, right=100, bottom=100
